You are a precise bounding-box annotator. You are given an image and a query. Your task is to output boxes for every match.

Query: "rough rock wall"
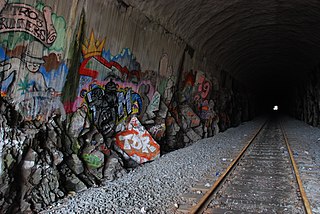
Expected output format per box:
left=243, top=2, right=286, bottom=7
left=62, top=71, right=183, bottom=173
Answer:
left=0, top=0, right=254, bottom=213
left=291, top=65, right=320, bottom=126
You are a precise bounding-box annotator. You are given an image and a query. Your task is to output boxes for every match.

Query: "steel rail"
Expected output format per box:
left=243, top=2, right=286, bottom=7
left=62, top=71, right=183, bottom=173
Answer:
left=280, top=122, right=312, bottom=214
left=189, top=120, right=267, bottom=214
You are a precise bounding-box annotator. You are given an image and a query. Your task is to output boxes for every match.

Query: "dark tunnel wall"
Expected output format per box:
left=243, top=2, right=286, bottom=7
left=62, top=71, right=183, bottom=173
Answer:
left=126, top=0, right=320, bottom=120
left=125, top=0, right=320, bottom=85
left=290, top=64, right=320, bottom=126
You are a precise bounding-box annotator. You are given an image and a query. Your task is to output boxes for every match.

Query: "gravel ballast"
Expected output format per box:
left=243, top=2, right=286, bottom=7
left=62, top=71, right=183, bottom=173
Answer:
left=42, top=116, right=320, bottom=214
left=282, top=117, right=320, bottom=214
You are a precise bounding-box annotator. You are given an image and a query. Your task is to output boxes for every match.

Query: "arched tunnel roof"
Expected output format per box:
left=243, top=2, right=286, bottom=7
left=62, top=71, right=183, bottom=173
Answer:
left=125, top=0, right=320, bottom=89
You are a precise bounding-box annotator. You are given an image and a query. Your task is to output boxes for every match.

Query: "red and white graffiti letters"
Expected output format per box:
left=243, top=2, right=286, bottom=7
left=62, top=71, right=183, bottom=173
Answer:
left=115, top=117, right=160, bottom=163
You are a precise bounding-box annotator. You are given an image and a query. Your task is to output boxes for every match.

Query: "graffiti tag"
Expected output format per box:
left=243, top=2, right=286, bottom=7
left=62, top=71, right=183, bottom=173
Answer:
left=0, top=1, right=57, bottom=46
left=115, top=117, right=160, bottom=163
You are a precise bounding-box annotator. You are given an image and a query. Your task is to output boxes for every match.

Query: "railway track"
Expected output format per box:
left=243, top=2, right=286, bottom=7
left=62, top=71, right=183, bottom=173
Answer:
left=176, top=119, right=312, bottom=214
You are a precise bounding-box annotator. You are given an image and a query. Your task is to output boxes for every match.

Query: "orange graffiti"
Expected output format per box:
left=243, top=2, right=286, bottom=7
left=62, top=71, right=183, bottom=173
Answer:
left=115, top=117, right=160, bottom=163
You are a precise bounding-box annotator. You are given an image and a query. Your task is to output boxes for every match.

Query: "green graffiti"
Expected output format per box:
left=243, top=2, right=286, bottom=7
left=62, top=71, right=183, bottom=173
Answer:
left=36, top=2, right=67, bottom=52
left=48, top=13, right=66, bottom=52
left=0, top=1, right=66, bottom=51
left=158, top=79, right=167, bottom=95
left=35, top=1, right=45, bottom=10
left=17, top=74, right=32, bottom=94
left=8, top=0, right=21, bottom=3
left=0, top=32, right=34, bottom=50
left=82, top=154, right=102, bottom=169
left=71, top=141, right=81, bottom=154
left=4, top=153, right=14, bottom=168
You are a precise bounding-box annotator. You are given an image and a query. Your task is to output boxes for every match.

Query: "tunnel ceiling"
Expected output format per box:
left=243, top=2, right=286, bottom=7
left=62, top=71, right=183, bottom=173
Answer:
left=125, top=0, right=320, bottom=88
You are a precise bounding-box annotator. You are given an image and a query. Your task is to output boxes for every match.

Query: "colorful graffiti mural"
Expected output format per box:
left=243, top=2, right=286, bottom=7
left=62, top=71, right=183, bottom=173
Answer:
left=115, top=117, right=160, bottom=164
left=180, top=104, right=201, bottom=128
left=80, top=81, right=118, bottom=137
left=80, top=79, right=147, bottom=136
left=74, top=31, right=164, bottom=163
left=0, top=0, right=57, bottom=46
left=181, top=69, right=196, bottom=103
left=0, top=1, right=243, bottom=213
left=0, top=1, right=66, bottom=51
left=78, top=31, right=141, bottom=83
left=179, top=69, right=221, bottom=137
left=1, top=41, right=50, bottom=98
left=0, top=1, right=67, bottom=121
left=194, top=71, right=211, bottom=101
left=146, top=91, right=161, bottom=118
left=181, top=70, right=214, bottom=113
left=74, top=31, right=154, bottom=115
left=149, top=123, right=166, bottom=141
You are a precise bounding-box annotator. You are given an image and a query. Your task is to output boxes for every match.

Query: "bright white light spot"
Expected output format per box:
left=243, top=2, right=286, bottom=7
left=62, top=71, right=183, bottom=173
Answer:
left=273, top=105, right=278, bottom=111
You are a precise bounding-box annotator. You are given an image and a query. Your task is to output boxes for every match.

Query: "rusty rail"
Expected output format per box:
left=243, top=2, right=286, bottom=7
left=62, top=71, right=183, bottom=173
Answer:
left=188, top=119, right=312, bottom=214
left=189, top=120, right=267, bottom=214
left=280, top=122, right=312, bottom=214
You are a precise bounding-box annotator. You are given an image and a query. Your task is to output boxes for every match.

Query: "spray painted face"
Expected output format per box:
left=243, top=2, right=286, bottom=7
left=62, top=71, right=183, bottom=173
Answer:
left=26, top=62, right=41, bottom=73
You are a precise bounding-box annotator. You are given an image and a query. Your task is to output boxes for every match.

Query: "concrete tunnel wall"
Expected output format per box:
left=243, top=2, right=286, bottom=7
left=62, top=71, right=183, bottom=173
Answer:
left=1, top=0, right=317, bottom=213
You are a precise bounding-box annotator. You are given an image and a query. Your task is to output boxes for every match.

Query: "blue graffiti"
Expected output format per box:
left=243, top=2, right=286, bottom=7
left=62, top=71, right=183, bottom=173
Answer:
left=0, top=47, right=12, bottom=92
left=40, top=63, right=69, bottom=91
left=0, top=47, right=9, bottom=61
left=101, top=48, right=140, bottom=72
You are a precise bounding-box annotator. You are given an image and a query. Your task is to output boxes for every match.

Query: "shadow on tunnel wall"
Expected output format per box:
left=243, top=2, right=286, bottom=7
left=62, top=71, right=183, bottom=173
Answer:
left=288, top=64, right=320, bottom=126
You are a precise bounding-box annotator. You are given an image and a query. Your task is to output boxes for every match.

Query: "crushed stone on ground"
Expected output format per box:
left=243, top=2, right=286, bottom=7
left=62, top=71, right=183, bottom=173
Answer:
left=282, top=117, right=320, bottom=214
left=42, top=116, right=320, bottom=214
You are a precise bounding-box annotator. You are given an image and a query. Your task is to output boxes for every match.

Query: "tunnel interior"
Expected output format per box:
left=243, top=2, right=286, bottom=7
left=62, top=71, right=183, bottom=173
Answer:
left=127, top=0, right=320, bottom=116
left=1, top=0, right=320, bottom=212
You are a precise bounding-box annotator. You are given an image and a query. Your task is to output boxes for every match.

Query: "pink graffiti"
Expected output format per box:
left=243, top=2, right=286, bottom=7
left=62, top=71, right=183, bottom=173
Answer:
left=197, top=75, right=211, bottom=99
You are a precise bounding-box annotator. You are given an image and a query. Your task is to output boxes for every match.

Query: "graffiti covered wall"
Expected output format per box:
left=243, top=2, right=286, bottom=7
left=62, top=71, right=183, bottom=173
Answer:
left=0, top=0, right=69, bottom=122
left=0, top=0, right=82, bottom=213
left=0, top=0, right=254, bottom=213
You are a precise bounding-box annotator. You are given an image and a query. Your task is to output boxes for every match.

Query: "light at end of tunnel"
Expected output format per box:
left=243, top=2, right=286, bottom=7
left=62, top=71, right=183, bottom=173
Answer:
left=273, top=105, right=279, bottom=111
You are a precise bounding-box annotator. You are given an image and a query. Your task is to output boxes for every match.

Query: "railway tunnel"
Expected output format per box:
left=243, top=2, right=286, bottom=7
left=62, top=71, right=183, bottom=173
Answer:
left=0, top=0, right=320, bottom=213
